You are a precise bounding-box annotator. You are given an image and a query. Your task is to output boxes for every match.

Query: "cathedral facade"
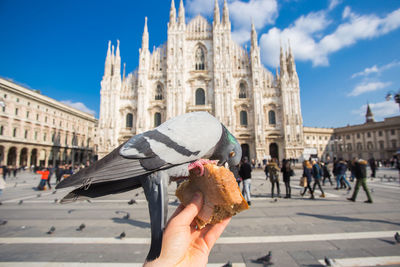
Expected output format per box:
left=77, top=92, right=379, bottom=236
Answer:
left=98, top=0, right=304, bottom=162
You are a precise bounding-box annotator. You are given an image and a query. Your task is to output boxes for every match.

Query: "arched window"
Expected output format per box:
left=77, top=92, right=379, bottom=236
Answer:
left=155, top=84, right=163, bottom=100
left=126, top=113, right=133, bottom=128
left=239, top=82, right=247, bottom=98
left=154, top=112, right=161, bottom=127
left=268, top=110, right=276, bottom=125
left=195, top=88, right=205, bottom=105
left=195, top=47, right=205, bottom=70
left=240, top=110, right=248, bottom=126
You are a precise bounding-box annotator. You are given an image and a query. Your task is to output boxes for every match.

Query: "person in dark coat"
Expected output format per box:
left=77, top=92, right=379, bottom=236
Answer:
left=335, top=158, right=351, bottom=190
left=239, top=157, right=252, bottom=206
left=281, top=159, right=292, bottom=198
left=347, top=159, right=373, bottom=203
left=322, top=162, right=333, bottom=186
left=267, top=159, right=280, bottom=198
left=312, top=160, right=325, bottom=198
left=369, top=157, right=377, bottom=178
left=301, top=160, right=314, bottom=199
left=1, top=165, right=8, bottom=181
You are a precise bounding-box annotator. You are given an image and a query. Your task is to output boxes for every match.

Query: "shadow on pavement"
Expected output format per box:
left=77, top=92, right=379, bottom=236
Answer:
left=111, top=217, right=150, bottom=228
left=297, top=212, right=400, bottom=226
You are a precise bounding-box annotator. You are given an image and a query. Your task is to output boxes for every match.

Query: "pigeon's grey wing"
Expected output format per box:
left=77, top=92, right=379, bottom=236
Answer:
left=120, top=112, right=223, bottom=169
left=56, top=143, right=168, bottom=190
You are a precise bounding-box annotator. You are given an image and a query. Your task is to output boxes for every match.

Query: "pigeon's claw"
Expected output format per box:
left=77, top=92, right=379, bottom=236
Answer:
left=188, top=159, right=217, bottom=176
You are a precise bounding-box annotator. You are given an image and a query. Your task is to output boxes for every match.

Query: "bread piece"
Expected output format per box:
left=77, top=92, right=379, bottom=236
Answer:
left=175, top=163, right=249, bottom=229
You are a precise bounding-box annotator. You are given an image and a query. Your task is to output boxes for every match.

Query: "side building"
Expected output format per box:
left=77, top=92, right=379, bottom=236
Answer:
left=303, top=105, right=400, bottom=162
left=0, top=77, right=98, bottom=168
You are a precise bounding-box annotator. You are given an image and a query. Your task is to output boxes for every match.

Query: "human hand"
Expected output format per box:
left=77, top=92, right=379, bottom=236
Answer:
left=144, top=192, right=231, bottom=267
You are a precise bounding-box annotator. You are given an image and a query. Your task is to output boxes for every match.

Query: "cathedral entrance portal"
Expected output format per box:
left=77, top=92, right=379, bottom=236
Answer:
left=269, top=143, right=279, bottom=160
left=241, top=144, right=249, bottom=160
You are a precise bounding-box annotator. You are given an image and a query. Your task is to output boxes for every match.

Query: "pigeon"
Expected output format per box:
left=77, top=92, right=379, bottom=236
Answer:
left=118, top=231, right=126, bottom=239
left=47, top=226, right=56, bottom=234
left=18, top=200, right=23, bottom=205
left=324, top=256, right=334, bottom=266
left=86, top=199, right=92, bottom=203
left=253, top=251, right=272, bottom=265
left=56, top=112, right=242, bottom=261
left=77, top=223, right=86, bottom=231
left=135, top=193, right=140, bottom=197
left=37, top=193, right=41, bottom=198
left=52, top=190, right=57, bottom=194
left=127, top=199, right=136, bottom=205
left=123, top=213, right=130, bottom=220
left=395, top=232, right=400, bottom=243
left=0, top=220, right=7, bottom=225
left=221, top=261, right=232, bottom=267
left=54, top=199, right=58, bottom=203
left=67, top=209, right=75, bottom=214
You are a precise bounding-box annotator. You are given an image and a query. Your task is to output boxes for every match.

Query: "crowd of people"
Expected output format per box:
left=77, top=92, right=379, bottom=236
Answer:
left=232, top=156, right=382, bottom=205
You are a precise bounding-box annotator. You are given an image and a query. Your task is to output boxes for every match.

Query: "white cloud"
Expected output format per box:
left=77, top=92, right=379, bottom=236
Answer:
left=329, top=0, right=342, bottom=11
left=229, top=0, right=278, bottom=44
left=351, top=60, right=400, bottom=78
left=186, top=0, right=278, bottom=45
left=61, top=100, right=96, bottom=116
left=259, top=11, right=330, bottom=67
left=348, top=81, right=392, bottom=97
left=352, top=101, right=399, bottom=118
left=259, top=7, right=400, bottom=67
left=186, top=0, right=215, bottom=17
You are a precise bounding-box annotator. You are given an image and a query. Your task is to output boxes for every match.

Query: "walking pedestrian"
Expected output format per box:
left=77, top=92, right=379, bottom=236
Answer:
left=47, top=164, right=54, bottom=189
left=347, top=159, right=373, bottom=203
left=312, top=160, right=325, bottom=198
left=1, top=165, right=8, bottom=181
left=266, top=159, right=280, bottom=198
left=321, top=162, right=333, bottom=186
left=55, top=165, right=64, bottom=184
left=239, top=157, right=252, bottom=206
left=369, top=157, right=377, bottom=178
left=335, top=158, right=351, bottom=191
left=281, top=159, right=292, bottom=198
left=301, top=160, right=314, bottom=199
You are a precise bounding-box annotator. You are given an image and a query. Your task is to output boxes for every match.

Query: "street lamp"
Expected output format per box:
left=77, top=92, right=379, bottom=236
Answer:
left=385, top=89, right=400, bottom=109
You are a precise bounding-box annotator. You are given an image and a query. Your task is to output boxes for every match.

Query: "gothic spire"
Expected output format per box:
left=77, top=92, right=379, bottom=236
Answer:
left=178, top=0, right=185, bottom=25
left=251, top=22, right=258, bottom=49
left=222, top=0, right=230, bottom=26
left=142, top=17, right=149, bottom=51
left=366, top=104, right=374, bottom=123
left=170, top=0, right=176, bottom=25
left=214, top=0, right=220, bottom=25
left=114, top=40, right=121, bottom=76
left=104, top=40, right=112, bottom=76
left=280, top=45, right=287, bottom=78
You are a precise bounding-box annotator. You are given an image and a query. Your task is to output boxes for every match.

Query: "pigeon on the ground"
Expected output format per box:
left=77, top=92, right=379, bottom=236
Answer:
left=54, top=199, right=58, bottom=203
left=56, top=112, right=242, bottom=261
left=395, top=232, right=400, bottom=243
left=18, top=200, right=23, bottom=205
left=123, top=213, right=130, bottom=220
left=324, top=256, right=334, bottom=266
left=128, top=199, right=136, bottom=205
left=47, top=226, right=56, bottom=234
left=253, top=251, right=272, bottom=265
left=53, top=190, right=57, bottom=194
left=0, top=220, right=7, bottom=225
left=77, top=223, right=86, bottom=231
left=221, top=261, right=232, bottom=267
left=67, top=209, right=75, bottom=214
left=37, top=193, right=41, bottom=198
left=86, top=199, right=92, bottom=203
left=135, top=193, right=139, bottom=197
left=118, top=232, right=126, bottom=239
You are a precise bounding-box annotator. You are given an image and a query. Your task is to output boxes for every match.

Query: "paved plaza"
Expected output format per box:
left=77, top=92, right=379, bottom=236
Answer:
left=0, top=167, right=399, bottom=267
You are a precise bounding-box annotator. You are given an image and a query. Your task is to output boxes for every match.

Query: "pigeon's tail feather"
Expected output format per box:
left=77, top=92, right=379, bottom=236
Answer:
left=60, top=177, right=143, bottom=203
left=56, top=143, right=149, bottom=190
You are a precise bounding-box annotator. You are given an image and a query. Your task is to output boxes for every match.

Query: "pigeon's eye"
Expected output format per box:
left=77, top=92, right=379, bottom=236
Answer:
left=229, top=151, right=235, bottom=158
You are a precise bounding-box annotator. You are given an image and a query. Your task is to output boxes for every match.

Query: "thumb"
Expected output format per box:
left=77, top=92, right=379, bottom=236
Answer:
left=176, top=192, right=203, bottom=225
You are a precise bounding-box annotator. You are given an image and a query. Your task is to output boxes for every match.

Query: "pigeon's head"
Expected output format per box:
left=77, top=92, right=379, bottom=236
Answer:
left=212, top=125, right=242, bottom=167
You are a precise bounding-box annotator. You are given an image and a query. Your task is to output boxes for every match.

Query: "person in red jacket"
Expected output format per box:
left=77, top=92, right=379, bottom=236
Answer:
left=36, top=168, right=50, bottom=190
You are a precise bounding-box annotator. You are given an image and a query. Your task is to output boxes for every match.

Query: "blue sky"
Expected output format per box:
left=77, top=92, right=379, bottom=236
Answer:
left=0, top=0, right=399, bottom=128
